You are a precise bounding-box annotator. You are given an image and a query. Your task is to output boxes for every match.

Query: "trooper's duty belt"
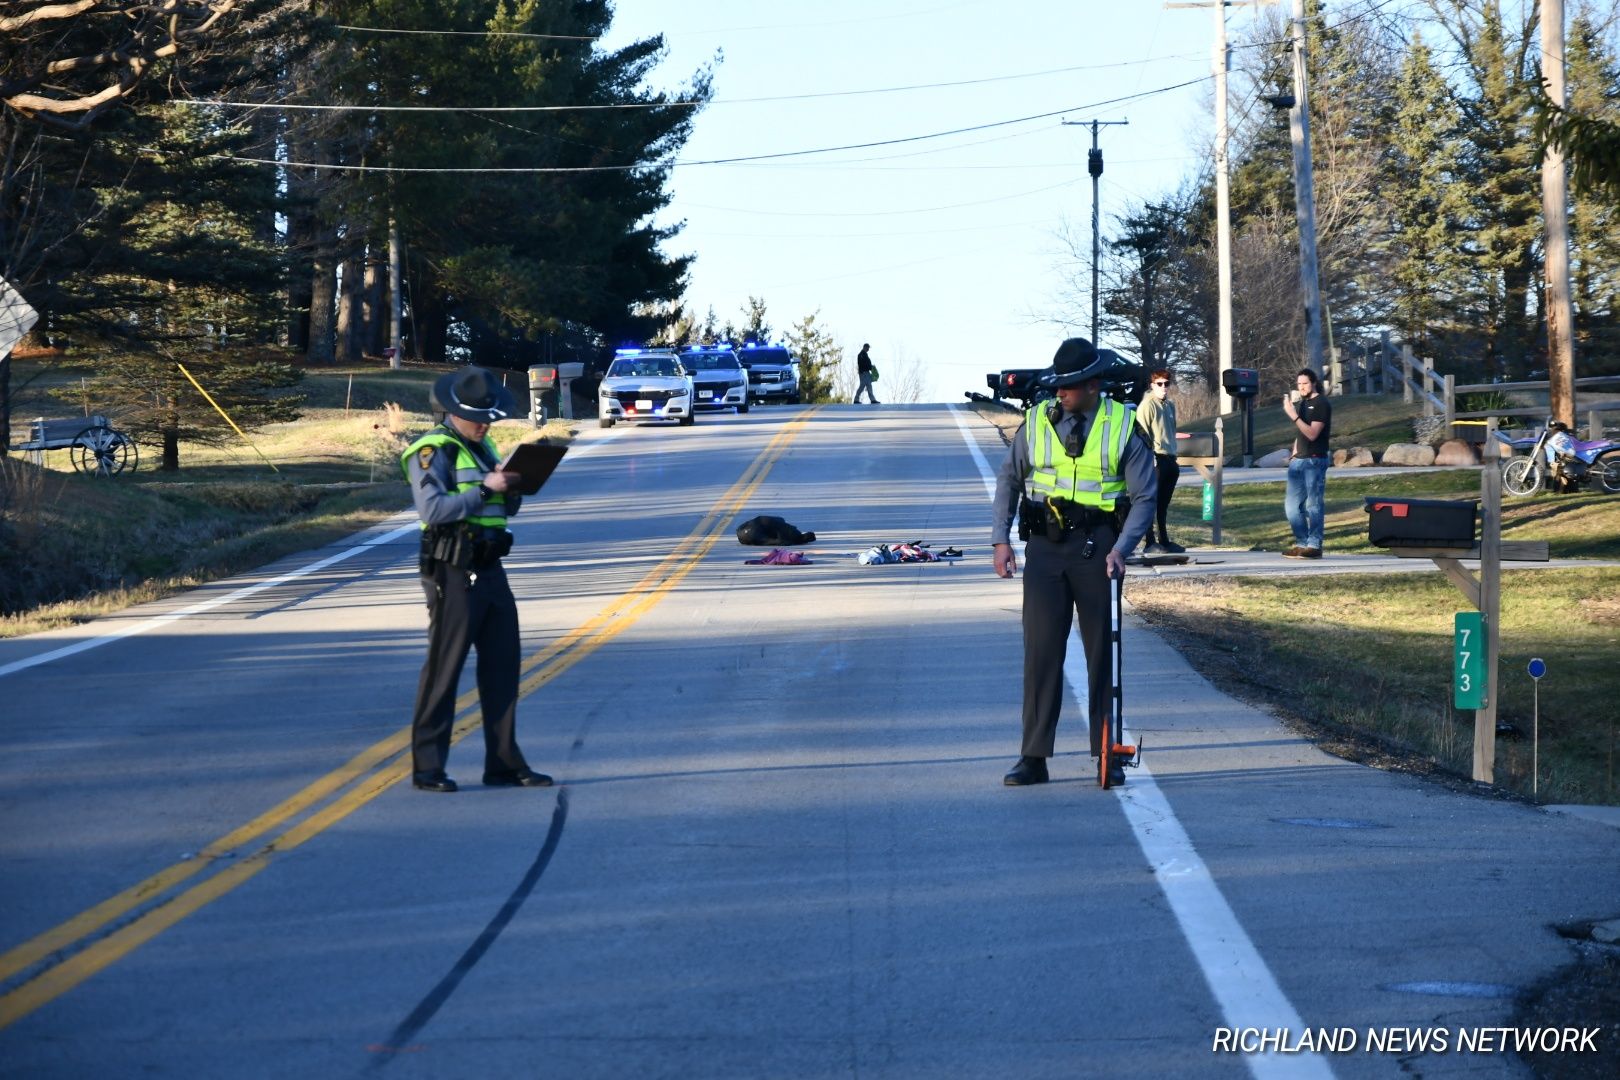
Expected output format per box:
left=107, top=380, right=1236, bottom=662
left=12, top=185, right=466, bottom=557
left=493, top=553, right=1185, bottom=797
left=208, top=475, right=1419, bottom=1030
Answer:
left=420, top=523, right=514, bottom=575
left=1018, top=495, right=1121, bottom=544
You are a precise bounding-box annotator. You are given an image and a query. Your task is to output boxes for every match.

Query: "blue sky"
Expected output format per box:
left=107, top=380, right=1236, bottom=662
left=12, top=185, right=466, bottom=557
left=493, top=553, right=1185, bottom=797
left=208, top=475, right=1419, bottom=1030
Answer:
left=597, top=1, right=1257, bottom=401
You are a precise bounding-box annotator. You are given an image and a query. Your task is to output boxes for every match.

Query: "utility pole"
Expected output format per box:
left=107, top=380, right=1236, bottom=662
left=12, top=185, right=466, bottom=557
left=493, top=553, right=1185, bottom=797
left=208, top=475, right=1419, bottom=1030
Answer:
left=1287, top=0, right=1324, bottom=375
left=388, top=213, right=404, bottom=370
left=1541, top=0, right=1576, bottom=429
left=1168, top=1, right=1273, bottom=407
left=1062, top=118, right=1128, bottom=344
left=1213, top=2, right=1234, bottom=405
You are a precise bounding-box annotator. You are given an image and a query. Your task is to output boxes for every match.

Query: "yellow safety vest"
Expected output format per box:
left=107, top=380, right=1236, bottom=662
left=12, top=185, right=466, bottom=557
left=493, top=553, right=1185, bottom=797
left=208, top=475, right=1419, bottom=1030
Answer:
left=401, top=428, right=509, bottom=530
left=1025, top=398, right=1131, bottom=507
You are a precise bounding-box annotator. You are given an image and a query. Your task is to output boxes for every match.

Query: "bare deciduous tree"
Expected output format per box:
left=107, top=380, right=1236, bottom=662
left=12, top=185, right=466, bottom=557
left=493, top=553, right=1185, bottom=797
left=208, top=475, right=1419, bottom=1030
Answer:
left=1, top=2, right=248, bottom=129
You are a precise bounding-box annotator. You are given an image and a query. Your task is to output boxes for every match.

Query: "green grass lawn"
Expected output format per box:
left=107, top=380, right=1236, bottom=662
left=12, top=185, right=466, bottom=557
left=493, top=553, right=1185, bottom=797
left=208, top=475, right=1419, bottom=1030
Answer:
left=1129, top=567, right=1620, bottom=806
left=1144, top=446, right=1620, bottom=805
left=2, top=360, right=573, bottom=634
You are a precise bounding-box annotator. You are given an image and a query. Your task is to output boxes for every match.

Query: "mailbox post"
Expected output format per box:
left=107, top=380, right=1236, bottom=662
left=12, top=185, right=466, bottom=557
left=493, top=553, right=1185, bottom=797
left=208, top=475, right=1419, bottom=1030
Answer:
left=1220, top=367, right=1259, bottom=466
left=556, top=362, right=585, bottom=421
left=1364, top=459, right=1548, bottom=784
left=527, top=365, right=558, bottom=426
left=1174, top=417, right=1225, bottom=547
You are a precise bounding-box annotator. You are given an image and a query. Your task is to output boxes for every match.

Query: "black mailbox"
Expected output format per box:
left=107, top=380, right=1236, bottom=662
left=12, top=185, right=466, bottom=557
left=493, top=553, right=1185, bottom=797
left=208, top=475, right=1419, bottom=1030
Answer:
left=1175, top=432, right=1219, bottom=458
left=1364, top=497, right=1478, bottom=548
left=1221, top=368, right=1260, bottom=398
left=528, top=365, right=559, bottom=389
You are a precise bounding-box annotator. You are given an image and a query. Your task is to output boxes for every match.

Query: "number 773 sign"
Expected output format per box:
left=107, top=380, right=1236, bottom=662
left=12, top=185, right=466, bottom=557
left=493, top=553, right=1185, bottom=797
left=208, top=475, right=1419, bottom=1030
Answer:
left=1454, top=612, right=1486, bottom=709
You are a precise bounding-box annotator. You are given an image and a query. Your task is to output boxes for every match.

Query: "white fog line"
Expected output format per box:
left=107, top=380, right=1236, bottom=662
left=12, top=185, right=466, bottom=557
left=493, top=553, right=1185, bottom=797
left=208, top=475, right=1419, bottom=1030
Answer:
left=1062, top=636, right=1333, bottom=1080
left=951, top=404, right=1331, bottom=1080
left=0, top=522, right=417, bottom=680
left=0, top=429, right=624, bottom=680
left=948, top=403, right=1000, bottom=502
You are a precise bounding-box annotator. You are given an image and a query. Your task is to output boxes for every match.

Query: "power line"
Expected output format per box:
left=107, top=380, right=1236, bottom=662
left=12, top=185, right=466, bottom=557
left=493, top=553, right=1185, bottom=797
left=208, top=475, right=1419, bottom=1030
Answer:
left=334, top=24, right=597, bottom=41
left=175, top=55, right=1211, bottom=115
left=192, top=77, right=1215, bottom=175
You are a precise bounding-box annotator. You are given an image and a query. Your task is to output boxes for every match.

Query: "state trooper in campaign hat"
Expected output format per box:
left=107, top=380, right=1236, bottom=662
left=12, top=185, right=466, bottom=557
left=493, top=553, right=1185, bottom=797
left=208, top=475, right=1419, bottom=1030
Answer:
left=400, top=365, right=551, bottom=794
left=989, top=337, right=1157, bottom=788
left=1042, top=336, right=1114, bottom=388
left=433, top=366, right=518, bottom=424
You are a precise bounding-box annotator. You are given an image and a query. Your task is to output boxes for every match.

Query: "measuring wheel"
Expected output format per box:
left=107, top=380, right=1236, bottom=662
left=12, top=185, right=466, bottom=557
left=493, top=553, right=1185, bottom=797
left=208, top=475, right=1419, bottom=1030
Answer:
left=1099, top=573, right=1140, bottom=789
left=70, top=425, right=138, bottom=476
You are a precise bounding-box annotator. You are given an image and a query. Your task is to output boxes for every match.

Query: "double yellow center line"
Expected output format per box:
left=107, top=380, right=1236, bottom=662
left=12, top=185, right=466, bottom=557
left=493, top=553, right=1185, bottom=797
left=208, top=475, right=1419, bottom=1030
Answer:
left=0, top=408, right=820, bottom=1029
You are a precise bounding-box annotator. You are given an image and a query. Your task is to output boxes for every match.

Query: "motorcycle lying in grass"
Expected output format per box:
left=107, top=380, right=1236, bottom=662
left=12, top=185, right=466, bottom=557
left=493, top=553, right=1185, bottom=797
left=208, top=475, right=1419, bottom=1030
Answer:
left=1498, top=419, right=1620, bottom=496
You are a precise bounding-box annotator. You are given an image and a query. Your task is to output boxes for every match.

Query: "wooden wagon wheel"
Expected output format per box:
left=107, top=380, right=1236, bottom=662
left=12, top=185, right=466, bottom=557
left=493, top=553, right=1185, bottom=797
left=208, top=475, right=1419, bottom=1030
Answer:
left=70, top=425, right=137, bottom=476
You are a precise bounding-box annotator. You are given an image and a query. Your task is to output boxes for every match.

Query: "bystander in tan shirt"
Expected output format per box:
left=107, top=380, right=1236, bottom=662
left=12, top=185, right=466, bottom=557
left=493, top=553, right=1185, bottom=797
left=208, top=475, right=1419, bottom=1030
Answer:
left=1134, top=393, right=1177, bottom=455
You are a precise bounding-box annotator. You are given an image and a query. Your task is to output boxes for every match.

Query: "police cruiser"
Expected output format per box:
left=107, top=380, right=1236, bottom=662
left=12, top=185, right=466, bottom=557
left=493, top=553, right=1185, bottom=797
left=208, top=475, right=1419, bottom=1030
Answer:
left=680, top=344, right=750, bottom=414
left=598, top=348, right=696, bottom=428
left=738, top=342, right=800, bottom=404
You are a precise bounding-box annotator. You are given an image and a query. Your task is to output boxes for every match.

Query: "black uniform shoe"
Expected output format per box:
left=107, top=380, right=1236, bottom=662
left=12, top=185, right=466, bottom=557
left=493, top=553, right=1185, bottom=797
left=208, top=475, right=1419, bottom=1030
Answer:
left=1107, top=761, right=1128, bottom=786
left=412, top=771, right=458, bottom=793
left=483, top=768, right=554, bottom=788
left=1003, top=756, right=1049, bottom=786
left=1161, top=540, right=1187, bottom=554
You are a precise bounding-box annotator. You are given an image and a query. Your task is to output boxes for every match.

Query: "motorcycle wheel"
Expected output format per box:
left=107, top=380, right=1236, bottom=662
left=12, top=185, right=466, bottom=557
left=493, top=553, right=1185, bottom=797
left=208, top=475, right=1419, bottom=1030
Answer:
left=1502, top=457, right=1544, bottom=497
left=1595, top=451, right=1620, bottom=495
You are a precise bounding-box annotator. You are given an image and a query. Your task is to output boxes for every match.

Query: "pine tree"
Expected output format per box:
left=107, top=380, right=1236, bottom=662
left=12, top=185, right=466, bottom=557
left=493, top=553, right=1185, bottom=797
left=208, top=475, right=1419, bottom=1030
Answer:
left=1428, top=0, right=1544, bottom=379
left=1563, top=10, right=1620, bottom=372
left=1383, top=31, right=1475, bottom=366
left=61, top=103, right=302, bottom=470
left=782, top=312, right=843, bottom=404
left=737, top=297, right=772, bottom=344
left=1101, top=196, right=1209, bottom=379
left=289, top=0, right=714, bottom=370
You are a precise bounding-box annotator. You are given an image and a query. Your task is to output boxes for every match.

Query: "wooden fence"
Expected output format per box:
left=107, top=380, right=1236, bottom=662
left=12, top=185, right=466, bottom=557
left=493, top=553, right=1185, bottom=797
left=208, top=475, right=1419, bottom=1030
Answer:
left=1327, top=333, right=1620, bottom=439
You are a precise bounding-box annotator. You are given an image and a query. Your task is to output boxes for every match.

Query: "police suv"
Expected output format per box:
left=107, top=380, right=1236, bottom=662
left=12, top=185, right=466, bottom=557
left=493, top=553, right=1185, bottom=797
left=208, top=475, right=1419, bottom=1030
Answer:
left=598, top=348, right=696, bottom=428
left=680, top=344, right=750, bottom=413
left=738, top=343, right=800, bottom=404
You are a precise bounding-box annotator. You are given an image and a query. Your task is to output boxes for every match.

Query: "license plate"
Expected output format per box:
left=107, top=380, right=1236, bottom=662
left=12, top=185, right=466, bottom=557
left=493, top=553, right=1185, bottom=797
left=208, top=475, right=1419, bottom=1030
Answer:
left=637, top=399, right=654, bottom=411
left=698, top=390, right=713, bottom=400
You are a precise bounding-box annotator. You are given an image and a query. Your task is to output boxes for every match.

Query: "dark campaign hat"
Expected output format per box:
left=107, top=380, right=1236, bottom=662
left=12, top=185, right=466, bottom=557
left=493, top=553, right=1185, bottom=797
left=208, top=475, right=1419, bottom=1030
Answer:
left=433, top=366, right=517, bottom=423
left=1044, top=337, right=1109, bottom=388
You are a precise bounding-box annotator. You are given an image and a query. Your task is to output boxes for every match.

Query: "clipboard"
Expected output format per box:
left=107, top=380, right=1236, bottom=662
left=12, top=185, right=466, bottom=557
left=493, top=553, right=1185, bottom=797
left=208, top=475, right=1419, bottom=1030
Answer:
left=498, top=441, right=568, bottom=496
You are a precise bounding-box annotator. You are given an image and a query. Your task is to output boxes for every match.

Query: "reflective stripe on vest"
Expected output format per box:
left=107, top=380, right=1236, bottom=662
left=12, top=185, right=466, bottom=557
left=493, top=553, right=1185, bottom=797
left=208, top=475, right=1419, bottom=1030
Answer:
left=1025, top=398, right=1131, bottom=506
left=400, top=428, right=508, bottom=529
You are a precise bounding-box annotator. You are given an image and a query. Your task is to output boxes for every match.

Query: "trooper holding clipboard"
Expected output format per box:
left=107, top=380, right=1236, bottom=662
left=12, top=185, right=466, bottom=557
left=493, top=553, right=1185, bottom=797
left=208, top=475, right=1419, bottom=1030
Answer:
left=400, top=366, right=556, bottom=793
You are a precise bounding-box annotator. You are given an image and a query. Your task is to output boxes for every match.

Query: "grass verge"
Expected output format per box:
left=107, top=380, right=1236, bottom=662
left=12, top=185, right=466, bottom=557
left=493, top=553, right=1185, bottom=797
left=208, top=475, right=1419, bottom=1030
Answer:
left=1127, top=568, right=1620, bottom=806
left=3, top=377, right=576, bottom=636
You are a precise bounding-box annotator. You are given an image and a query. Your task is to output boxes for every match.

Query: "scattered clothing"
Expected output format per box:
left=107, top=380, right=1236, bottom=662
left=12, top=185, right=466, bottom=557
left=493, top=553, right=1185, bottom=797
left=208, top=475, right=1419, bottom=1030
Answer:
left=745, top=548, right=813, bottom=565
left=858, top=542, right=963, bottom=565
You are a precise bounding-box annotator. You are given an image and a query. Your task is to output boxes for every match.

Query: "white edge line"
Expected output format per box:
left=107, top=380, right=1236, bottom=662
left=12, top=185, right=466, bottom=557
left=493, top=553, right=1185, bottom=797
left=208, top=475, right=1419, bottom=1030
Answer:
left=0, top=429, right=624, bottom=680
left=950, top=402, right=1333, bottom=1080
left=0, top=522, right=418, bottom=680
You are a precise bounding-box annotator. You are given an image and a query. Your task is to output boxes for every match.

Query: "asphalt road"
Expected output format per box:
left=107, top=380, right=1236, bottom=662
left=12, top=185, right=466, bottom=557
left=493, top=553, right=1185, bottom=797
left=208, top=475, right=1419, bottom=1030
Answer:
left=2, top=403, right=1616, bottom=1079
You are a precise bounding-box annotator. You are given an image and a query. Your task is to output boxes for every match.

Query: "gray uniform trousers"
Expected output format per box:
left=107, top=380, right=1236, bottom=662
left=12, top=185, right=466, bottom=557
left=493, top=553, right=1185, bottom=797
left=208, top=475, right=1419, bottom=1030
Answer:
left=410, top=560, right=528, bottom=777
left=1020, top=525, right=1117, bottom=759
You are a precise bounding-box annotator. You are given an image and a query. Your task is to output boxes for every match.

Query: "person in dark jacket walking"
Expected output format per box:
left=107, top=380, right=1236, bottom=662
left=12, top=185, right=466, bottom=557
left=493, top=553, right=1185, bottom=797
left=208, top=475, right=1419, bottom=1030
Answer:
left=401, top=367, right=552, bottom=793
left=854, top=344, right=880, bottom=404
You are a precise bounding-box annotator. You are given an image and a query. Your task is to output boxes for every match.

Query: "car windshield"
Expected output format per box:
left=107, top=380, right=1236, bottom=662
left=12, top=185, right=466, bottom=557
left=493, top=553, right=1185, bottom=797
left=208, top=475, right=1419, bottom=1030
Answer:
left=607, top=357, right=681, bottom=378
left=741, top=349, right=794, bottom=368
left=684, top=354, right=741, bottom=371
